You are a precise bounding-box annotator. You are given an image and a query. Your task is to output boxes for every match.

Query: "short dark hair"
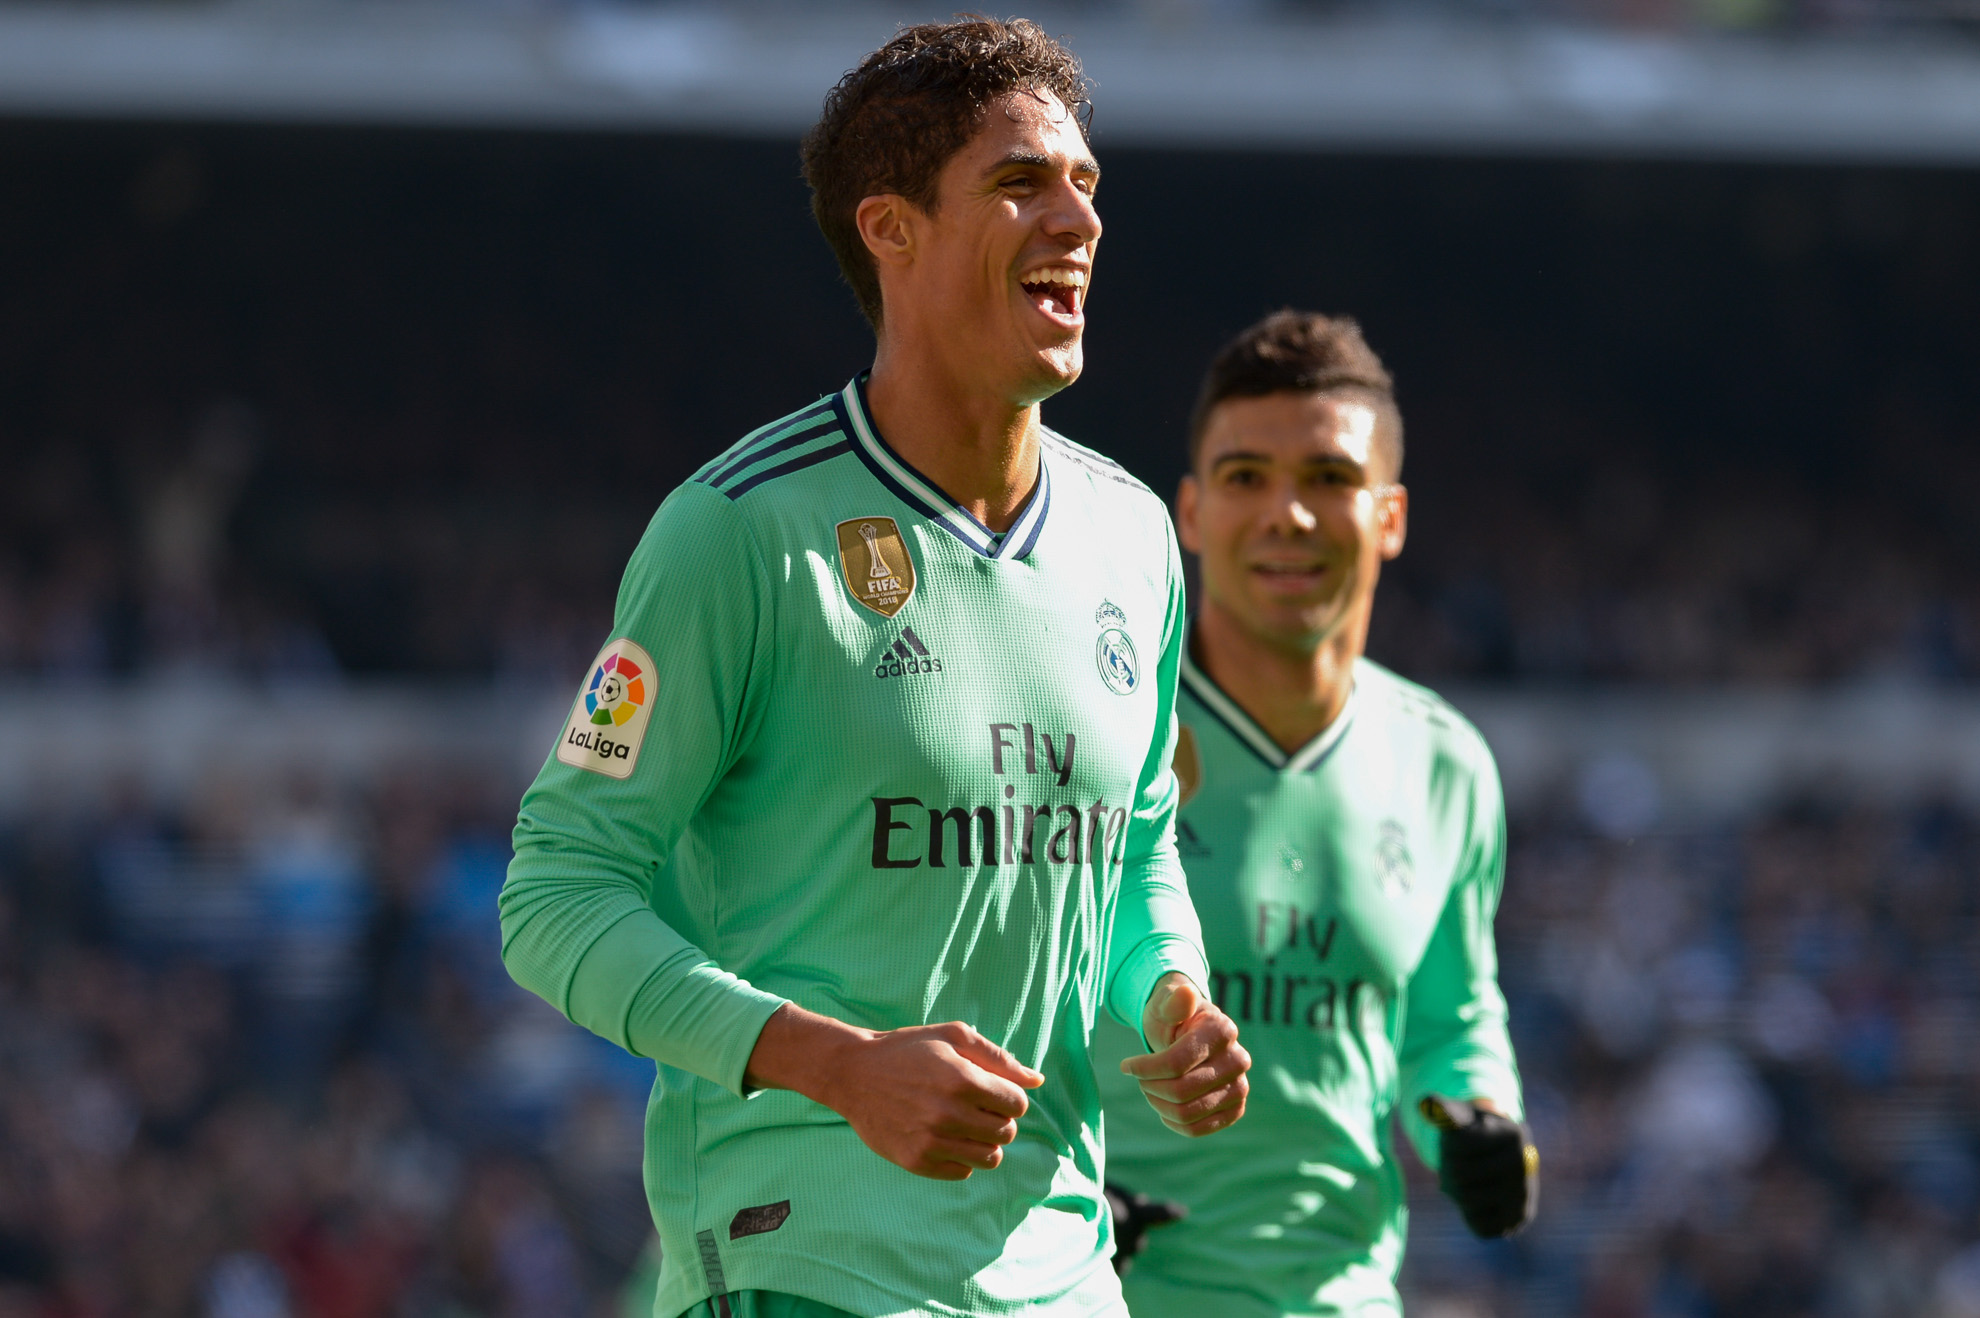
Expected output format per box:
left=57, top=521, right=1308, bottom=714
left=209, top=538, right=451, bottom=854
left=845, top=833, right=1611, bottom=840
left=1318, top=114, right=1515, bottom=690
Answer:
left=1188, top=311, right=1404, bottom=479
left=801, top=16, right=1092, bottom=328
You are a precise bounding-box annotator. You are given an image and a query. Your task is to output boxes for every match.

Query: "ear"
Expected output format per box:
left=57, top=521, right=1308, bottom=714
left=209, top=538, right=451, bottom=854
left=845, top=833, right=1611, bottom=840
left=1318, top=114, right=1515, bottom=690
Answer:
left=1176, top=474, right=1202, bottom=556
left=855, top=193, right=915, bottom=273
left=1377, top=484, right=1408, bottom=561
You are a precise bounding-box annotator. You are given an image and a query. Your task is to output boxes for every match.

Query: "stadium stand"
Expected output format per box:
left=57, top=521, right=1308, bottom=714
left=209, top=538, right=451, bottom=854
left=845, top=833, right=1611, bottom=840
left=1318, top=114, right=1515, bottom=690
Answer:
left=3, top=111, right=1978, bottom=1318
left=1, top=125, right=1976, bottom=688
left=4, top=779, right=1977, bottom=1315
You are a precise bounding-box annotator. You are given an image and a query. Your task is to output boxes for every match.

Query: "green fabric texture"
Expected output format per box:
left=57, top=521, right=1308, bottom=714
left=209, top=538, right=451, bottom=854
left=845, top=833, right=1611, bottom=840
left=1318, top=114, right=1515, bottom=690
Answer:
left=1096, top=655, right=1522, bottom=1318
left=1121, top=1266, right=1402, bottom=1318
left=670, top=1291, right=864, bottom=1318
left=502, top=380, right=1201, bottom=1318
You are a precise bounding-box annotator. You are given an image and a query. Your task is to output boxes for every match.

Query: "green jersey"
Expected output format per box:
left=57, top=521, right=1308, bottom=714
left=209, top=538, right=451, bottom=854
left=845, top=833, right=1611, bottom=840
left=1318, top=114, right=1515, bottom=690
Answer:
left=1095, top=652, right=1522, bottom=1318
left=500, top=378, right=1209, bottom=1318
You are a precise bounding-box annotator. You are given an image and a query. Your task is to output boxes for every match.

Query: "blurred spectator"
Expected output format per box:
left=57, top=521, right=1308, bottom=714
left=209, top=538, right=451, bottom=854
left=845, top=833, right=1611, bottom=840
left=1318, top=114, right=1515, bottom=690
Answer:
left=3, top=134, right=1977, bottom=689
left=0, top=767, right=651, bottom=1318
left=5, top=763, right=1977, bottom=1314
left=1397, top=792, right=1980, bottom=1315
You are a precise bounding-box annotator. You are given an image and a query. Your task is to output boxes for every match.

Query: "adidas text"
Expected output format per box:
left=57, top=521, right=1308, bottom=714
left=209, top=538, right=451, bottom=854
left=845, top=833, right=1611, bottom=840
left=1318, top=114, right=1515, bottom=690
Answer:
left=876, top=657, right=943, bottom=678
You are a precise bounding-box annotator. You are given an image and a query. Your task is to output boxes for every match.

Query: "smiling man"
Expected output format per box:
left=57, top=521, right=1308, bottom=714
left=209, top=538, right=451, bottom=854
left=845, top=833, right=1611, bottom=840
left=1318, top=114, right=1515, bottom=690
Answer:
left=499, top=19, right=1247, bottom=1318
left=1094, top=312, right=1536, bottom=1317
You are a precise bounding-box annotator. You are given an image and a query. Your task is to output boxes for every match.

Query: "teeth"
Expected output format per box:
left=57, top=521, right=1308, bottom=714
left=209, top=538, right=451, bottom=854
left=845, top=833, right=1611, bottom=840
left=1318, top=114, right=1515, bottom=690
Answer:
left=1023, top=267, right=1087, bottom=288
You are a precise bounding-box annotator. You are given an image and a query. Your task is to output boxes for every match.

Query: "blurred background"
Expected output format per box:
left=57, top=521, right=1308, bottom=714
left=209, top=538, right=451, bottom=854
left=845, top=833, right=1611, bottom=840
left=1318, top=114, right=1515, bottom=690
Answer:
left=3, top=3, right=1980, bottom=1317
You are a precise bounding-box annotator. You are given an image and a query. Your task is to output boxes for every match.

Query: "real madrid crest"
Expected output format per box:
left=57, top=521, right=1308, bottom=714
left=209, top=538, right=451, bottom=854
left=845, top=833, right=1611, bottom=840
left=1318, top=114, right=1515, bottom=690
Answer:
left=835, top=517, right=916, bottom=618
left=1375, top=819, right=1414, bottom=897
left=1094, top=599, right=1138, bottom=695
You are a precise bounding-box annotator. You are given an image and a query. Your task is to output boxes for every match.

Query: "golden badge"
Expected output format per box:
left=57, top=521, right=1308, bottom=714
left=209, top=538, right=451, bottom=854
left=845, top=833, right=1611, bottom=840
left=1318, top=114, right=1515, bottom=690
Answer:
left=835, top=517, right=916, bottom=618
left=1173, top=723, right=1203, bottom=806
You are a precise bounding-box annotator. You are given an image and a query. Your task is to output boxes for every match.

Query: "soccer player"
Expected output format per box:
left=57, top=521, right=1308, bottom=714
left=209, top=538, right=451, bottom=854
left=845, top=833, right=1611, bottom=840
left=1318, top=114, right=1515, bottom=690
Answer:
left=1094, top=312, right=1537, bottom=1317
left=499, top=19, right=1249, bottom=1318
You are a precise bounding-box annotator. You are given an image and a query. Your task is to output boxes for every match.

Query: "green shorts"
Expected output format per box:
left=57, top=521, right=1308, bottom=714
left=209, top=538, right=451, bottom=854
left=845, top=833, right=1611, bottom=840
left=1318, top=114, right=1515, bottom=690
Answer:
left=672, top=1293, right=862, bottom=1318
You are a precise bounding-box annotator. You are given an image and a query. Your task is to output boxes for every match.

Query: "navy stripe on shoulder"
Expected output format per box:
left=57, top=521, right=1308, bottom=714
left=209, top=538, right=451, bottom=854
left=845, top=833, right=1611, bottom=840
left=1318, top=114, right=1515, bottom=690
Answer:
left=694, top=398, right=837, bottom=487
left=723, top=437, right=855, bottom=500
left=706, top=415, right=843, bottom=491
left=1043, top=431, right=1151, bottom=492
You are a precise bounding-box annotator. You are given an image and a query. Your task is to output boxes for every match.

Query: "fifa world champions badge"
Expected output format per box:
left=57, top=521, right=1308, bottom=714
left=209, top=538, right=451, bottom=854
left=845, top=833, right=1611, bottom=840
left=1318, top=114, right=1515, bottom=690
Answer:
left=557, top=639, right=658, bottom=779
left=835, top=516, right=916, bottom=618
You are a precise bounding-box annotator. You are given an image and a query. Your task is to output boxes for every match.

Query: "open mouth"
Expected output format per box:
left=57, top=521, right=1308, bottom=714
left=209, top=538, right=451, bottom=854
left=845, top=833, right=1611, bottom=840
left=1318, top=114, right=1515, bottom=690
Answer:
left=1252, top=563, right=1328, bottom=591
left=1019, top=265, right=1086, bottom=321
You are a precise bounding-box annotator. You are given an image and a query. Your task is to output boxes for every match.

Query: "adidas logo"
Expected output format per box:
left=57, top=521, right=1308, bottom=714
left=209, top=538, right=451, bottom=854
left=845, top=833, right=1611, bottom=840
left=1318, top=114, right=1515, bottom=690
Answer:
left=1177, top=818, right=1213, bottom=858
left=874, top=625, right=944, bottom=679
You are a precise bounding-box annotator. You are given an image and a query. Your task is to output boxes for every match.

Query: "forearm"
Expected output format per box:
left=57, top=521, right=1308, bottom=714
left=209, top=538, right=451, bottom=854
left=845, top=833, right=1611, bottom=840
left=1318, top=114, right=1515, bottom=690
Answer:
left=1401, top=1020, right=1523, bottom=1168
left=1107, top=858, right=1209, bottom=1039
left=502, top=860, right=786, bottom=1096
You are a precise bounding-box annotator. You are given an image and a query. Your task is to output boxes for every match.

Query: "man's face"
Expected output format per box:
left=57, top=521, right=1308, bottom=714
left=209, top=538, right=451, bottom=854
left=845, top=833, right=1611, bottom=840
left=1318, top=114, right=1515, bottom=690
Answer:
left=1178, top=391, right=1407, bottom=653
left=880, top=89, right=1100, bottom=401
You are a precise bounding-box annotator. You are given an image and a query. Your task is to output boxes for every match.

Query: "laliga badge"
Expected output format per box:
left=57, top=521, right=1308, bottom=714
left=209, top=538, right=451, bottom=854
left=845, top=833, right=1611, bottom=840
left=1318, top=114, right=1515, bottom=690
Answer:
left=557, top=639, right=656, bottom=779
left=836, top=517, right=916, bottom=618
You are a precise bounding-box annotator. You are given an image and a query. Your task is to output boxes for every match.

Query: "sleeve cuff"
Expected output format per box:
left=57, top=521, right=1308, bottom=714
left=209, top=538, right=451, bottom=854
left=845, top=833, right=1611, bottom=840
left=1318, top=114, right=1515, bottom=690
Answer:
left=567, top=911, right=789, bottom=1098
left=1401, top=1056, right=1525, bottom=1170
left=1107, top=934, right=1212, bottom=1047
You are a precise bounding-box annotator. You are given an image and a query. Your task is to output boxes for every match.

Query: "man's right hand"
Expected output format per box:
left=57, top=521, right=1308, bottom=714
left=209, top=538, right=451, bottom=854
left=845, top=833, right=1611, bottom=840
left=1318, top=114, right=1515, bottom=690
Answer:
left=745, top=1003, right=1045, bottom=1182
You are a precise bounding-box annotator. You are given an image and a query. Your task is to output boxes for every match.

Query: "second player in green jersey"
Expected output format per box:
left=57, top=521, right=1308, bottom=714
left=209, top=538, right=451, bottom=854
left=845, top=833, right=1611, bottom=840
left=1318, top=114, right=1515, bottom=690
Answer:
left=1095, top=312, right=1535, bottom=1317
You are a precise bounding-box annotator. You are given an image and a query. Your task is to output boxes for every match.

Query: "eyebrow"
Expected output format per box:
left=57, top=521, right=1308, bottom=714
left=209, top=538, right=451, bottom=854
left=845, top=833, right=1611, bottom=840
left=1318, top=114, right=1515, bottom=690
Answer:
left=1210, top=450, right=1364, bottom=471
left=991, top=150, right=1101, bottom=179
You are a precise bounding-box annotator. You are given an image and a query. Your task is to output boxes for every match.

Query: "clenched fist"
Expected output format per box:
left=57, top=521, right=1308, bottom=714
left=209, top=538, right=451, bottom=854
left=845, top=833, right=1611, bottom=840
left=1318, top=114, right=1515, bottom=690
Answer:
left=746, top=1004, right=1044, bottom=1181
left=1119, top=973, right=1250, bottom=1138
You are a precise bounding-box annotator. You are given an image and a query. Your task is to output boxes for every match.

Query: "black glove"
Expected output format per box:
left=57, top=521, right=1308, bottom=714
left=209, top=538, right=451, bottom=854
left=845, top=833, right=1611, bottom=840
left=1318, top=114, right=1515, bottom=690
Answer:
left=1418, top=1095, right=1538, bottom=1239
left=1104, top=1181, right=1186, bottom=1274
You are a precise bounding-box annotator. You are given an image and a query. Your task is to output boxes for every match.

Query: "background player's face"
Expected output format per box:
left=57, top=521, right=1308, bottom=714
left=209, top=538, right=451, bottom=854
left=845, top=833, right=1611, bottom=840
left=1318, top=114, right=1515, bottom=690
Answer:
left=1178, top=390, right=1408, bottom=653
left=868, top=90, right=1101, bottom=403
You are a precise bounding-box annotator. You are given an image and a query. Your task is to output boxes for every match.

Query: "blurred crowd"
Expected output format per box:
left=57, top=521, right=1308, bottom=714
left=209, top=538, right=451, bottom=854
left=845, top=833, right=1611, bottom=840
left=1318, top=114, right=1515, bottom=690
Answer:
left=0, top=769, right=655, bottom=1318
left=2, top=763, right=1977, bottom=1317
left=6, top=418, right=1978, bottom=689
left=1404, top=793, right=1980, bottom=1318
left=1369, top=467, right=1980, bottom=686
left=1094, top=0, right=1977, bottom=33
left=5, top=128, right=1977, bottom=690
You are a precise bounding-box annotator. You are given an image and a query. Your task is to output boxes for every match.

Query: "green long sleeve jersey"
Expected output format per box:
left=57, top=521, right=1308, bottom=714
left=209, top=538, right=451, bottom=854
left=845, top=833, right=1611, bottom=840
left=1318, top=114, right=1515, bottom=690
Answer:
left=1094, top=652, right=1522, bottom=1318
left=500, top=379, right=1209, bottom=1318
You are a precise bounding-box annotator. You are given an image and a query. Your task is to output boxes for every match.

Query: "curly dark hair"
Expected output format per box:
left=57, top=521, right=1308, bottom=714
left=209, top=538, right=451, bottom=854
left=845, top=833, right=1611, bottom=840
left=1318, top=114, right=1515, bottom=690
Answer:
left=1188, top=310, right=1404, bottom=479
left=801, top=16, right=1093, bottom=328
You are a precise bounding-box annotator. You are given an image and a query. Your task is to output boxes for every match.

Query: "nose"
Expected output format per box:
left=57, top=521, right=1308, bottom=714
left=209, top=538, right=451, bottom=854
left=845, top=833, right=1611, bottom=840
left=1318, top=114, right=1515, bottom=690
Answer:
left=1045, top=177, right=1102, bottom=248
left=1269, top=489, right=1318, bottom=536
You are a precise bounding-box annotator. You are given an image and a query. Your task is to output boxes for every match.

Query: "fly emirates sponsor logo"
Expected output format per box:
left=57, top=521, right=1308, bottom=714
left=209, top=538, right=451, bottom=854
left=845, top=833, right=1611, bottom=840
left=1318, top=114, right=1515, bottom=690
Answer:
left=1210, top=911, right=1386, bottom=1035
left=867, top=722, right=1130, bottom=871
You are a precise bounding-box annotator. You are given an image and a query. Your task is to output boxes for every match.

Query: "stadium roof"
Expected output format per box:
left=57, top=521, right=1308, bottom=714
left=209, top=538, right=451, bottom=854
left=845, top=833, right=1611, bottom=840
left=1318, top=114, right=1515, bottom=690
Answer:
left=2, top=2, right=1979, bottom=161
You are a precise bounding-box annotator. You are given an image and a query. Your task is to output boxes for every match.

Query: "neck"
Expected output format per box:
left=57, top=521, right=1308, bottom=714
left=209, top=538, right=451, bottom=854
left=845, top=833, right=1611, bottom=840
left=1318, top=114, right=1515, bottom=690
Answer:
left=866, top=333, right=1042, bottom=534
left=1193, top=599, right=1366, bottom=754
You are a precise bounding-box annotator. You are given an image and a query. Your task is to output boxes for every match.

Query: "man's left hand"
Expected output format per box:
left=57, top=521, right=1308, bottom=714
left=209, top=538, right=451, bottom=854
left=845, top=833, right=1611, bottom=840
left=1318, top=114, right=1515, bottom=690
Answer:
left=1419, top=1094, right=1538, bottom=1238
left=1104, top=1182, right=1185, bottom=1274
left=1119, top=973, right=1249, bottom=1137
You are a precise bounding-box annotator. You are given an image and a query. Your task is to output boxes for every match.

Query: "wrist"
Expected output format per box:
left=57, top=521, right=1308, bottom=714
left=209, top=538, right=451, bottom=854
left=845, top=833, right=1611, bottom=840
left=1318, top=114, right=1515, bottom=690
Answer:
left=744, top=1003, right=874, bottom=1107
left=1139, top=971, right=1199, bottom=1049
